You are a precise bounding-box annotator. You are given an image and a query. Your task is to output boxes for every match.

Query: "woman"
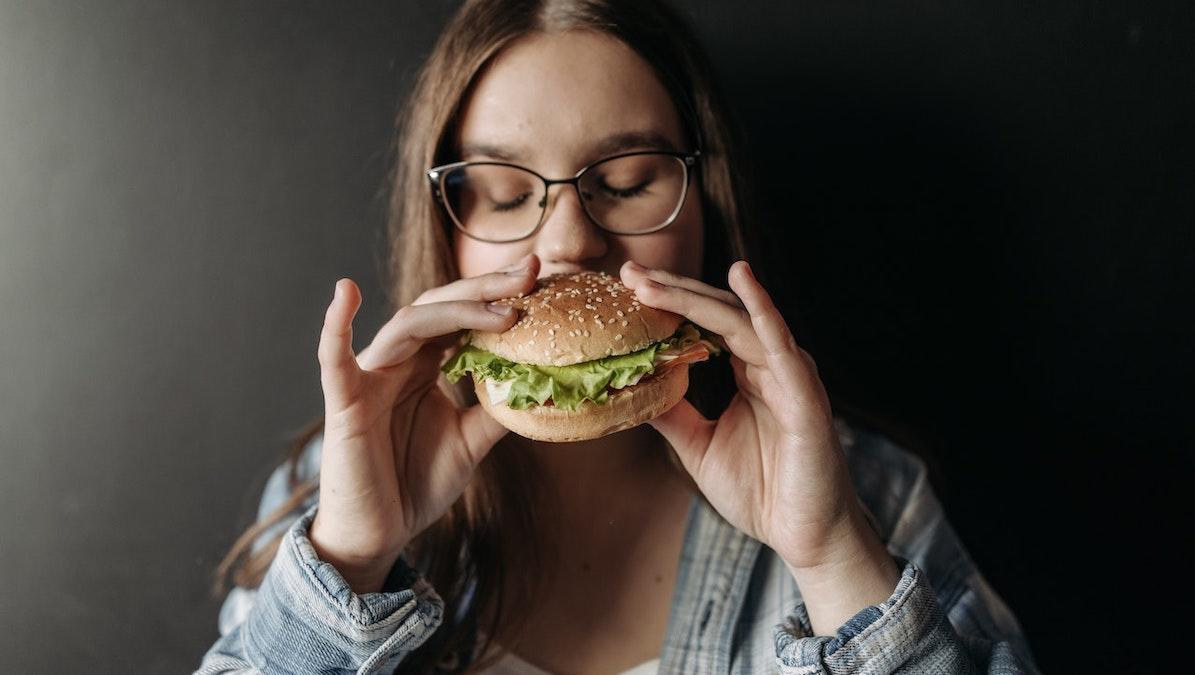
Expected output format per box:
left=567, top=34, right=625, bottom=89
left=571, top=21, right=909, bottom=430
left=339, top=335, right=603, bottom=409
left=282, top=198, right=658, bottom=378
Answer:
left=199, top=1, right=1038, bottom=673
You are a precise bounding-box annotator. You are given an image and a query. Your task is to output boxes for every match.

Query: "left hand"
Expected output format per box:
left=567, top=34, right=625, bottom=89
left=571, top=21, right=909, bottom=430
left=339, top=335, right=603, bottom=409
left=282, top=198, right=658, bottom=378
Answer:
left=620, top=259, right=873, bottom=571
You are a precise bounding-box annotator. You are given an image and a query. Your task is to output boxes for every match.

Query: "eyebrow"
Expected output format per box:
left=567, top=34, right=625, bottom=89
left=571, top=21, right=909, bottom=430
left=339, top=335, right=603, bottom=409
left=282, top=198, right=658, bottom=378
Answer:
left=459, top=130, right=680, bottom=164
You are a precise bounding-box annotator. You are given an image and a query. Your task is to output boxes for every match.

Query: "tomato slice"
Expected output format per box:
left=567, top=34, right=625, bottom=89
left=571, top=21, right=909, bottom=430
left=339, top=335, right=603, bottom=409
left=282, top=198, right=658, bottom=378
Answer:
left=655, top=343, right=710, bottom=372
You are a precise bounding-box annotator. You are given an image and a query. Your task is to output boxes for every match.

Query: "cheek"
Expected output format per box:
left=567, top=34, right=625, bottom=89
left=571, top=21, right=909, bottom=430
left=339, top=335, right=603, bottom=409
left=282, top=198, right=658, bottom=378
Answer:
left=453, top=231, right=534, bottom=278
left=618, top=198, right=704, bottom=278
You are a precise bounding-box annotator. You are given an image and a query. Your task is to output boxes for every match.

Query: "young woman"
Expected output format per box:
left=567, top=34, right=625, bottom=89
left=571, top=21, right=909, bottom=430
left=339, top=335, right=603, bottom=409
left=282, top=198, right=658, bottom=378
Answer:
left=198, top=1, right=1038, bottom=673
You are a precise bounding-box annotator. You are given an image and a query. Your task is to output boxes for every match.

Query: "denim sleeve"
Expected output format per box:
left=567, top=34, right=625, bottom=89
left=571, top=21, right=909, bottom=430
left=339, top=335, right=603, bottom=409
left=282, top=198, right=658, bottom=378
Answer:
left=771, top=442, right=1040, bottom=674
left=195, top=434, right=445, bottom=674
left=195, top=503, right=445, bottom=674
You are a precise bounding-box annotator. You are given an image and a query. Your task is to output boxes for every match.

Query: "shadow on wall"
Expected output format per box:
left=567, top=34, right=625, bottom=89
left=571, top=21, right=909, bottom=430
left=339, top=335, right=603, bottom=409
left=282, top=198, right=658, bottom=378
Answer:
left=728, top=51, right=1023, bottom=468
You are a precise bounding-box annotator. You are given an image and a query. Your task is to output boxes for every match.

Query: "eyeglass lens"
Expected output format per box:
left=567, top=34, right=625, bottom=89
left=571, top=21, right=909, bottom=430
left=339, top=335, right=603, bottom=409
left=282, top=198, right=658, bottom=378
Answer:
left=441, top=154, right=686, bottom=241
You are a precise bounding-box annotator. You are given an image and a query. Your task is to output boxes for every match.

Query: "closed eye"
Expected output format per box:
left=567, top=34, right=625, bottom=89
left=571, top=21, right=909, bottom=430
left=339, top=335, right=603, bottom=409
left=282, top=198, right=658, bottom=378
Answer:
left=492, top=192, right=533, bottom=212
left=600, top=181, right=650, bottom=199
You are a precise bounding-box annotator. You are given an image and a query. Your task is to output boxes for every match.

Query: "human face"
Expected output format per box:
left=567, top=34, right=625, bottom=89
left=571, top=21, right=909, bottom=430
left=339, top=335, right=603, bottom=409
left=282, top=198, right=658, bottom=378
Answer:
left=451, top=30, right=704, bottom=281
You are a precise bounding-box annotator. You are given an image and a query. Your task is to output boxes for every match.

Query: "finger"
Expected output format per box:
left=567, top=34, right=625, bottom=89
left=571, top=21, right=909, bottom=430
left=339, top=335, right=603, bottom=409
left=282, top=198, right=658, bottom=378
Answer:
left=625, top=272, right=765, bottom=365
left=727, top=260, right=813, bottom=405
left=619, top=260, right=743, bottom=308
left=318, top=279, right=364, bottom=412
left=458, top=403, right=510, bottom=465
left=413, top=253, right=540, bottom=305
left=646, top=398, right=715, bottom=477
left=730, top=354, right=768, bottom=396
left=358, top=300, right=518, bottom=371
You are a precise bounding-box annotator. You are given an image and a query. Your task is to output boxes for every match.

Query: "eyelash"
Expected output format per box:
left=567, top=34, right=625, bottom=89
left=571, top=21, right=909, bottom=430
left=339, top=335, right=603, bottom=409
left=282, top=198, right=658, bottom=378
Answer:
left=493, top=193, right=531, bottom=212
left=600, top=182, right=649, bottom=199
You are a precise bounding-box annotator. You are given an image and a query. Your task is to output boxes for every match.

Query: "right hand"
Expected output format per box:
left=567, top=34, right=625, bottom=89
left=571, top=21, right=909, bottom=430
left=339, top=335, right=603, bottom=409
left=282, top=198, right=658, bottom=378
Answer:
left=309, top=253, right=540, bottom=593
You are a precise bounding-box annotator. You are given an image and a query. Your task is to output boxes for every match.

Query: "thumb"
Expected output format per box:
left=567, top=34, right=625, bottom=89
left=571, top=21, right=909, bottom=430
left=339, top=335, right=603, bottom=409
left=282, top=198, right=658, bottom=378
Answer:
left=647, top=397, right=715, bottom=478
left=459, top=403, right=510, bottom=465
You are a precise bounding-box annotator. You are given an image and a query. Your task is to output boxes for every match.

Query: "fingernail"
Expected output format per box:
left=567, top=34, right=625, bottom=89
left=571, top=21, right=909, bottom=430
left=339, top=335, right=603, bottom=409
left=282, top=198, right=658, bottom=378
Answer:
left=739, top=260, right=754, bottom=279
left=487, top=302, right=513, bottom=315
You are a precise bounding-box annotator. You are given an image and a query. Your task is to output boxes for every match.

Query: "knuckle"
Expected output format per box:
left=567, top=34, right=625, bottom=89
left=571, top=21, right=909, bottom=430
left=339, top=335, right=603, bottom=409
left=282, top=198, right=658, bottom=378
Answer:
left=653, top=268, right=680, bottom=284
left=317, top=330, right=337, bottom=360
left=317, top=341, right=342, bottom=368
left=798, top=347, right=819, bottom=373
left=394, top=304, right=416, bottom=324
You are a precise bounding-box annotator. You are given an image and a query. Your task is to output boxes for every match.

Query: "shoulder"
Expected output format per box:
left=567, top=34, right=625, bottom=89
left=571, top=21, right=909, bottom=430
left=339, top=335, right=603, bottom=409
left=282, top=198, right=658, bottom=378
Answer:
left=218, top=431, right=324, bottom=635
left=251, top=431, right=323, bottom=550
left=835, top=417, right=930, bottom=540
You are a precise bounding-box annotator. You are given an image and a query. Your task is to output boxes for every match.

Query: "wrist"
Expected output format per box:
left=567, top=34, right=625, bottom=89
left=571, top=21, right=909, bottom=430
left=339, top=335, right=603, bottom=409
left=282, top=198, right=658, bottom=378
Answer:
left=309, top=513, right=404, bottom=595
left=780, top=506, right=885, bottom=576
left=781, top=508, right=900, bottom=636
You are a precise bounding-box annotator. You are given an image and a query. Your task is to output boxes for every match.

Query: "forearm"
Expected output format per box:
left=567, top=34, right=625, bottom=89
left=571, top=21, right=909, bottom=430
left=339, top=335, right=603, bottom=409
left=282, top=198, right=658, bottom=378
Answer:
left=782, top=508, right=900, bottom=637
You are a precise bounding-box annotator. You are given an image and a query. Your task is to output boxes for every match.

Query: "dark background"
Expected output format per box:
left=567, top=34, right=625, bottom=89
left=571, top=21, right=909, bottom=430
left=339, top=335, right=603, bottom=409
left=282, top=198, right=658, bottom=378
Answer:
left=1, top=1, right=1189, bottom=672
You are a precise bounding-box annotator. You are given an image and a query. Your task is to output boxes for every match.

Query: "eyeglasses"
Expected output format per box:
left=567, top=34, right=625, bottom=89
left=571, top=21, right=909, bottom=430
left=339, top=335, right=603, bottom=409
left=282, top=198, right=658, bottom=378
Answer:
left=427, top=150, right=701, bottom=243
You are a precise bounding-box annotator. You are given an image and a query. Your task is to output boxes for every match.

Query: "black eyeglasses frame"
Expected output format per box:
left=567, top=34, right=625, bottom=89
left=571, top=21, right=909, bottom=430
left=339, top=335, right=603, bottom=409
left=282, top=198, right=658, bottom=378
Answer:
left=426, top=149, right=702, bottom=243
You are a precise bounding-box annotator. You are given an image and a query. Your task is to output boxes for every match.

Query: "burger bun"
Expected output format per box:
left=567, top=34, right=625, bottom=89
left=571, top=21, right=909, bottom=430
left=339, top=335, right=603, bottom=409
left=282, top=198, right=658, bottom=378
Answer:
left=474, top=364, right=689, bottom=442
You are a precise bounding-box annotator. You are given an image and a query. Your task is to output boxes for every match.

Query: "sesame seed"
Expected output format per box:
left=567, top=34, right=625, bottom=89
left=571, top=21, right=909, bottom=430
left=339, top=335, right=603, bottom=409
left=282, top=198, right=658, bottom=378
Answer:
left=548, top=329, right=555, bottom=336
left=621, top=320, right=628, bottom=327
left=616, top=310, right=624, bottom=317
left=614, top=334, right=623, bottom=341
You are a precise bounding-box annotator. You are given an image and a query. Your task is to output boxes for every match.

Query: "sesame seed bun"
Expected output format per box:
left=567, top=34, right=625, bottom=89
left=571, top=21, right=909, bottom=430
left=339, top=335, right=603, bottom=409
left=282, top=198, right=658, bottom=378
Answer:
left=472, top=270, right=683, bottom=367
left=466, top=270, right=691, bottom=442
left=474, top=360, right=689, bottom=442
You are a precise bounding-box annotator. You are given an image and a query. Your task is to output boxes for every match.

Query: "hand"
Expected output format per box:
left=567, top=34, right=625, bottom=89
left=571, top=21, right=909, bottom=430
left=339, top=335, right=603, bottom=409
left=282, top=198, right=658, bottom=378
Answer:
left=309, top=253, right=540, bottom=593
left=620, top=259, right=899, bottom=632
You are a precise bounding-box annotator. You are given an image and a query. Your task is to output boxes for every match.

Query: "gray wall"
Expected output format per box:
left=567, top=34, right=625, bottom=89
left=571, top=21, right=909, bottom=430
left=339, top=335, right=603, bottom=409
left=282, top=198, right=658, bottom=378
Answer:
left=0, top=2, right=452, bottom=671
left=1, top=1, right=1190, bottom=672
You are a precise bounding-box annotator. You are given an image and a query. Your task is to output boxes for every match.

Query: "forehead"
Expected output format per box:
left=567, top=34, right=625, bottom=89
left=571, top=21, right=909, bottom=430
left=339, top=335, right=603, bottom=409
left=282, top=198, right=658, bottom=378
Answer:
left=453, top=30, right=686, bottom=168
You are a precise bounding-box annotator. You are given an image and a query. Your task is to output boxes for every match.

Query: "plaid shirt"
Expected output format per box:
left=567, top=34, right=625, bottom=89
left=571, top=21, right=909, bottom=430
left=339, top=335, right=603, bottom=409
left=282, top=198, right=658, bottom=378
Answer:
left=197, top=420, right=1039, bottom=674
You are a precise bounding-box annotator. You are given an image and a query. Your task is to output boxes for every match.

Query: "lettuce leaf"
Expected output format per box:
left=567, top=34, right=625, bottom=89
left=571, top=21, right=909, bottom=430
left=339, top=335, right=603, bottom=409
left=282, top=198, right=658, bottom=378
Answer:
left=440, top=342, right=658, bottom=411
left=441, top=323, right=716, bottom=412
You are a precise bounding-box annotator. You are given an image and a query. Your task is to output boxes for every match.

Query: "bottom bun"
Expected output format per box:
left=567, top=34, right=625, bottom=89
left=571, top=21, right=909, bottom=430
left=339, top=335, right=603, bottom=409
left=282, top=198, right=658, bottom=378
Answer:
left=474, top=365, right=689, bottom=442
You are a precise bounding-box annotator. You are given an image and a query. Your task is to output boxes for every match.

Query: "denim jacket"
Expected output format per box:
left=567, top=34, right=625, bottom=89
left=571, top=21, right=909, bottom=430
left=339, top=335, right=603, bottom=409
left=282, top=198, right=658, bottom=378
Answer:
left=196, top=420, right=1039, bottom=674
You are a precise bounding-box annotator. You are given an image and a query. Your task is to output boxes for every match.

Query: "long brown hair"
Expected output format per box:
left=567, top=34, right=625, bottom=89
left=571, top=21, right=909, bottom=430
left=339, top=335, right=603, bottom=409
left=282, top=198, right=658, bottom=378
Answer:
left=213, top=1, right=753, bottom=671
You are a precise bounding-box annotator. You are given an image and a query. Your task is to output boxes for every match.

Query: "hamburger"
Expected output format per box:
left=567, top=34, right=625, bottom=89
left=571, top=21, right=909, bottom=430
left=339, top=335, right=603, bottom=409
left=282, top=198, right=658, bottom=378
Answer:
left=441, top=270, right=721, bottom=442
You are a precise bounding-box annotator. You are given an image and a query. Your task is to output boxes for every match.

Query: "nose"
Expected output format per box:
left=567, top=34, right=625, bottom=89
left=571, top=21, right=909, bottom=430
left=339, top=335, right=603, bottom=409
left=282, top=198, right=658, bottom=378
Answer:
left=533, top=183, right=608, bottom=270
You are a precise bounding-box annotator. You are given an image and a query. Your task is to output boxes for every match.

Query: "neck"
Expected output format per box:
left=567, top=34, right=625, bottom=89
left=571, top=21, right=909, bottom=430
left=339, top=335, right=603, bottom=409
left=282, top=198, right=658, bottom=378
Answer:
left=515, top=425, right=685, bottom=525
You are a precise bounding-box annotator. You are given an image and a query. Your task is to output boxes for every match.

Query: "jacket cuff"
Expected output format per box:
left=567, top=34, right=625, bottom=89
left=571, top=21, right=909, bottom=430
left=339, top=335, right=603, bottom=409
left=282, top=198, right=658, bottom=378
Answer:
left=243, top=503, right=444, bottom=674
left=774, top=558, right=971, bottom=674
